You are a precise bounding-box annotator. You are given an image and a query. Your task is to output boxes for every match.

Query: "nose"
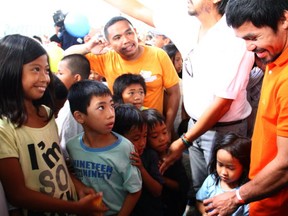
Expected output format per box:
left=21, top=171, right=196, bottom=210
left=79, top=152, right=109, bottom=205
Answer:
left=220, top=167, right=228, bottom=176
left=39, top=70, right=50, bottom=82
left=107, top=106, right=115, bottom=119
left=246, top=41, right=257, bottom=52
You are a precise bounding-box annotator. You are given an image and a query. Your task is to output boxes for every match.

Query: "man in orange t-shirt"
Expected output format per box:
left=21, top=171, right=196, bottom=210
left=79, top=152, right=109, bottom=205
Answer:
left=65, top=16, right=180, bottom=136
left=203, top=0, right=288, bottom=215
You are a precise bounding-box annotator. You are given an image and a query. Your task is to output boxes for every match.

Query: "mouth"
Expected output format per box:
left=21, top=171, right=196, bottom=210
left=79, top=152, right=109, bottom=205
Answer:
left=106, top=122, right=114, bottom=129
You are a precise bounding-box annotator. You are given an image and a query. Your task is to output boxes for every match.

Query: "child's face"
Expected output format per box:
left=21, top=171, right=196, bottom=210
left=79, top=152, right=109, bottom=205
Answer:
left=122, top=84, right=145, bottom=109
left=82, top=95, right=115, bottom=134
left=147, top=122, right=169, bottom=154
left=57, top=60, right=76, bottom=90
left=124, top=124, right=147, bottom=155
left=22, top=54, right=50, bottom=101
left=216, top=149, right=244, bottom=188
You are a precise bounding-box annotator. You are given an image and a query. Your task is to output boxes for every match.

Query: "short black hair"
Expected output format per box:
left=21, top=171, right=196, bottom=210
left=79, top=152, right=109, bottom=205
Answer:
left=113, top=103, right=146, bottom=136
left=104, top=16, right=134, bottom=40
left=142, top=108, right=166, bottom=131
left=61, top=54, right=91, bottom=79
left=113, top=73, right=146, bottom=105
left=68, top=80, right=112, bottom=114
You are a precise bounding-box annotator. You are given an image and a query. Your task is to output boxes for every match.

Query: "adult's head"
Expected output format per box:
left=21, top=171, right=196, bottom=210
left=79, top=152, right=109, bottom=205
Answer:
left=103, top=16, right=143, bottom=60
left=226, top=0, right=288, bottom=64
left=187, top=0, right=228, bottom=17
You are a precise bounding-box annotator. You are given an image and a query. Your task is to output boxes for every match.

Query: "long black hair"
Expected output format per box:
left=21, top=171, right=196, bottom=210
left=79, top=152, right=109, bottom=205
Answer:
left=0, top=34, right=54, bottom=127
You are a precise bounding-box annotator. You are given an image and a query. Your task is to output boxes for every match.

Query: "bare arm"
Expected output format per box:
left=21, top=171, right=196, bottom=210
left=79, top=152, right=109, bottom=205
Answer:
left=64, top=36, right=109, bottom=56
left=204, top=136, right=288, bottom=216
left=164, top=84, right=181, bottom=138
left=0, top=158, right=107, bottom=215
left=160, top=97, right=233, bottom=173
left=130, top=151, right=163, bottom=197
left=118, top=190, right=141, bottom=216
left=103, top=0, right=155, bottom=27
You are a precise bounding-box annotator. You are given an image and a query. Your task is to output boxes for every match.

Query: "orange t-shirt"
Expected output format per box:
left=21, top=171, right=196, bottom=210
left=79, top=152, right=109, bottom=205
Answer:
left=86, top=45, right=179, bottom=113
left=250, top=48, right=288, bottom=215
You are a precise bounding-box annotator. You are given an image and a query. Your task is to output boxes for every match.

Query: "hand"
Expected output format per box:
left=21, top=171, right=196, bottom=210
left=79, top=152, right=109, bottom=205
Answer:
left=159, top=138, right=186, bottom=174
left=87, top=35, right=110, bottom=55
left=203, top=191, right=240, bottom=216
left=78, top=193, right=108, bottom=216
left=130, top=151, right=143, bottom=169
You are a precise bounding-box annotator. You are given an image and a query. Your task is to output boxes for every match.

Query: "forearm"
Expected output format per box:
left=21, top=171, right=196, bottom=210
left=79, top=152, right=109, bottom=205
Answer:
left=8, top=187, right=80, bottom=214
left=64, top=43, right=90, bottom=56
left=165, top=85, right=180, bottom=135
left=118, top=190, right=141, bottom=216
left=139, top=167, right=162, bottom=197
left=185, top=97, right=232, bottom=142
left=240, top=151, right=288, bottom=202
left=103, top=0, right=155, bottom=27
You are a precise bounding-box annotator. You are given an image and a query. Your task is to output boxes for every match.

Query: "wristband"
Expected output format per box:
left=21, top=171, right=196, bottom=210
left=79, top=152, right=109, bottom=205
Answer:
left=180, top=133, right=192, bottom=148
left=235, top=188, right=245, bottom=204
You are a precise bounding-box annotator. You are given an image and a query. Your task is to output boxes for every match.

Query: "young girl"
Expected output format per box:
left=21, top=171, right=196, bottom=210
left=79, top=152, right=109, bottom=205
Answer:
left=142, top=108, right=189, bottom=216
left=196, top=132, right=251, bottom=216
left=112, top=73, right=147, bottom=110
left=0, top=34, right=106, bottom=215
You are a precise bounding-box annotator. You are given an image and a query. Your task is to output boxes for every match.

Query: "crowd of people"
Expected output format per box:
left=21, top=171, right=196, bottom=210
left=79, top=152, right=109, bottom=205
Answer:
left=0, top=0, right=288, bottom=215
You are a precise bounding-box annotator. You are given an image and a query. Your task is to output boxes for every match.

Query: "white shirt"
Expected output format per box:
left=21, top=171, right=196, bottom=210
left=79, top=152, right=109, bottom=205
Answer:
left=153, top=4, right=255, bottom=122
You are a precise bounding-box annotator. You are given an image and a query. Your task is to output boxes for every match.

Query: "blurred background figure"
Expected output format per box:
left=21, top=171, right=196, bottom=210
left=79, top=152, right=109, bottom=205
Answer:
left=50, top=10, right=84, bottom=50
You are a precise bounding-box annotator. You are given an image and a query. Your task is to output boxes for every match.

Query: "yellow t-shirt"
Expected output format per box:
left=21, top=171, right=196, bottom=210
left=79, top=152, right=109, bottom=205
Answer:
left=86, top=45, right=179, bottom=113
left=0, top=106, right=77, bottom=215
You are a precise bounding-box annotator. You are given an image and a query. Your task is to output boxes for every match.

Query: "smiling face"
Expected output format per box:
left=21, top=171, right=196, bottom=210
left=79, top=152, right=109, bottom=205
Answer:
left=235, top=20, right=288, bottom=65
left=22, top=54, right=50, bottom=101
left=80, top=95, right=115, bottom=135
left=122, top=83, right=145, bottom=109
left=216, top=149, right=243, bottom=189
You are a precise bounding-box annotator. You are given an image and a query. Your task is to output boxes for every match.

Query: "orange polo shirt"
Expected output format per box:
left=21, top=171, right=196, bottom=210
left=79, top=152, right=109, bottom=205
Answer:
left=250, top=48, right=288, bottom=215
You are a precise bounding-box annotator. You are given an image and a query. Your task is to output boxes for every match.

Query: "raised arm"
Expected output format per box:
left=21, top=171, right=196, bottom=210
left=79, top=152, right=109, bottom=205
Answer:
left=103, top=0, right=155, bottom=27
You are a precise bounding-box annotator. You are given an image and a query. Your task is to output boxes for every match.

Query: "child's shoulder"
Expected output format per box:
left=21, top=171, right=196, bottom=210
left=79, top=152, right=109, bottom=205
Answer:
left=111, top=131, right=135, bottom=149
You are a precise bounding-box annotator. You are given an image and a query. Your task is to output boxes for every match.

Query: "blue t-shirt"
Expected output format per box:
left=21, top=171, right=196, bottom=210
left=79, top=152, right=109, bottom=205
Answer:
left=66, top=132, right=142, bottom=215
left=196, top=174, right=249, bottom=216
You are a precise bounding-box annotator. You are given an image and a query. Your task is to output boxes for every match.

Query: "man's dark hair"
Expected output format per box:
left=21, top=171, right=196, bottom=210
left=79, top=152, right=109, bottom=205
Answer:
left=104, top=16, right=134, bottom=40
left=226, top=0, right=288, bottom=33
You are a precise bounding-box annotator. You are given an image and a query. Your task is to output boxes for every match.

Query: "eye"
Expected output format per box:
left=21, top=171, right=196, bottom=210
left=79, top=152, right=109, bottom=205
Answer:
left=33, top=66, right=41, bottom=72
left=98, top=106, right=104, bottom=110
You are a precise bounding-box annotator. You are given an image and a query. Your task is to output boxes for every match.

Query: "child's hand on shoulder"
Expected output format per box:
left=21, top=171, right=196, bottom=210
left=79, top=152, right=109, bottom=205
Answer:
left=130, top=151, right=143, bottom=169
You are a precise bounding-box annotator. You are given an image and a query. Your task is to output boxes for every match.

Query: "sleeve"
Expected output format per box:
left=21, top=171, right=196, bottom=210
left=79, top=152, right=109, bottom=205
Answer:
left=122, top=141, right=142, bottom=193
left=196, top=175, right=214, bottom=201
left=0, top=120, right=19, bottom=159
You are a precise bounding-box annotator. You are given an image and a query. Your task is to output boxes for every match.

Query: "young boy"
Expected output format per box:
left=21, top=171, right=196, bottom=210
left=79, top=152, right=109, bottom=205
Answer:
left=56, top=54, right=91, bottom=158
left=112, top=73, right=147, bottom=110
left=113, top=104, right=164, bottom=216
left=66, top=80, right=142, bottom=216
left=142, top=108, right=189, bottom=216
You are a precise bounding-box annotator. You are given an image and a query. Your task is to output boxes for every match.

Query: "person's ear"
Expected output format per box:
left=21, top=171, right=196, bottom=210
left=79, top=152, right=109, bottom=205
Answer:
left=73, top=110, right=85, bottom=124
left=281, top=10, right=288, bottom=30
